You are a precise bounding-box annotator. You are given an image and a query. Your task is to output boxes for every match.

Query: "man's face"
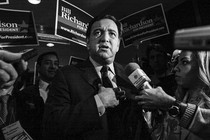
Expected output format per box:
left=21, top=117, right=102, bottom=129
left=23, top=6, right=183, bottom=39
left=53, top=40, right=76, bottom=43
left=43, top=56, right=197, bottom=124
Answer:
left=87, top=19, right=120, bottom=65
left=37, top=54, right=59, bottom=82
left=149, top=50, right=167, bottom=72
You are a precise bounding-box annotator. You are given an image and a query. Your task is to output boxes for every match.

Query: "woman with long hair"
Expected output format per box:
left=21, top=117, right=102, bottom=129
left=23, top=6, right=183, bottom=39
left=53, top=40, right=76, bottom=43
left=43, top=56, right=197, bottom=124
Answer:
left=136, top=50, right=210, bottom=140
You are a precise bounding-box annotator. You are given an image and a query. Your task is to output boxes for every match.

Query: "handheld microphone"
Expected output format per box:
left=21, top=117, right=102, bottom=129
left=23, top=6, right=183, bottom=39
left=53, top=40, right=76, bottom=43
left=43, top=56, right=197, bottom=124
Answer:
left=125, top=62, right=152, bottom=90
left=125, top=62, right=153, bottom=129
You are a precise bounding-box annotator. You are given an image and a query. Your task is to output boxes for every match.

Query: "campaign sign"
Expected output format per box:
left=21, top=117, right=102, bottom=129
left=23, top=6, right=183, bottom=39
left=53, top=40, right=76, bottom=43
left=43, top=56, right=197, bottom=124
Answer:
left=55, top=0, right=93, bottom=47
left=0, top=8, right=39, bottom=47
left=120, top=3, right=169, bottom=48
left=0, top=0, right=9, bottom=5
left=2, top=121, right=33, bottom=140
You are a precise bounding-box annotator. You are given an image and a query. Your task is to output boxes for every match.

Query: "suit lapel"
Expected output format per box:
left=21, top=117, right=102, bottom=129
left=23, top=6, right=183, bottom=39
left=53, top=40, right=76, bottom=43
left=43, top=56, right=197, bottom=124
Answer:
left=79, top=59, right=101, bottom=90
left=79, top=60, right=131, bottom=90
left=114, top=63, right=130, bottom=84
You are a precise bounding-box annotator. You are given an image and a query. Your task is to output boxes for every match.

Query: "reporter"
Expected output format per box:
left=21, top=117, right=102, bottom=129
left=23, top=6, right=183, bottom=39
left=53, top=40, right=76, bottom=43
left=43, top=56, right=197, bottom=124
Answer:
left=136, top=50, right=210, bottom=140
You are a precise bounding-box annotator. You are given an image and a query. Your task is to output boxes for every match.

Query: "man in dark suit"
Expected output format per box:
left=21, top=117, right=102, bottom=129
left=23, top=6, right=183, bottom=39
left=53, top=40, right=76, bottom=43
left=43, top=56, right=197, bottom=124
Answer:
left=43, top=15, right=150, bottom=140
left=17, top=51, right=59, bottom=140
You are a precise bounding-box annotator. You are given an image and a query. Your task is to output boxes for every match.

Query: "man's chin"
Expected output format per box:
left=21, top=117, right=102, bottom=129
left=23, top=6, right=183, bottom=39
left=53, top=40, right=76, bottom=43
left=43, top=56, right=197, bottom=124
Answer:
left=98, top=52, right=111, bottom=58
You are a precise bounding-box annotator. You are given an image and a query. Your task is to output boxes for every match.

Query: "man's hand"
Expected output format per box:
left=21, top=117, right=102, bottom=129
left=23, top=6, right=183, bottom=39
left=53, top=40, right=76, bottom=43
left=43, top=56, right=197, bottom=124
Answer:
left=0, top=50, right=28, bottom=89
left=135, top=86, right=176, bottom=110
left=97, top=84, right=119, bottom=108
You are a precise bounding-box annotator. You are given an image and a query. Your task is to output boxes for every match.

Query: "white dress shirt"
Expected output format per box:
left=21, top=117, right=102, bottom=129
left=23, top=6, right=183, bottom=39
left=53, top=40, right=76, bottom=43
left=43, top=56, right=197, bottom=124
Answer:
left=89, top=57, right=117, bottom=116
left=39, top=80, right=49, bottom=103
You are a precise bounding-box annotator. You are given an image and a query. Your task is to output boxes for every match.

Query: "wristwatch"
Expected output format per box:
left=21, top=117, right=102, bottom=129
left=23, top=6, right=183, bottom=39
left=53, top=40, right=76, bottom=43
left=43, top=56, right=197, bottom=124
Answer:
left=168, top=100, right=181, bottom=118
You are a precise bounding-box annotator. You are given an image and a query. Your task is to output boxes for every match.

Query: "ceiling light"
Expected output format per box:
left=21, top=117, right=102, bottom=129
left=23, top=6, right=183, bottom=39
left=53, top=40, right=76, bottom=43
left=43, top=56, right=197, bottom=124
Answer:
left=28, top=0, right=41, bottom=4
left=47, top=43, right=54, bottom=47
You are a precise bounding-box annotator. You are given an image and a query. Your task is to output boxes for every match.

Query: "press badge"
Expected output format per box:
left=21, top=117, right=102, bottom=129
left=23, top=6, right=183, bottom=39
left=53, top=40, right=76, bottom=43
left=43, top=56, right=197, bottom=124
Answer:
left=1, top=121, right=33, bottom=140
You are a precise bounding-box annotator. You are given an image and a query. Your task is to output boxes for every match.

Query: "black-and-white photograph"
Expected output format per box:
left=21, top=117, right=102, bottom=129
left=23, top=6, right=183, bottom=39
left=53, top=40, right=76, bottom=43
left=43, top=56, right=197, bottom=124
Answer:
left=0, top=0, right=9, bottom=5
left=0, top=0, right=210, bottom=140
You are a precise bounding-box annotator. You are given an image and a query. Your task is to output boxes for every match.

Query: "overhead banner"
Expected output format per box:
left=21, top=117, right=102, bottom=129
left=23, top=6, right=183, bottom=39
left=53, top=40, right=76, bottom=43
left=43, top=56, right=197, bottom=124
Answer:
left=55, top=0, right=93, bottom=47
left=0, top=8, right=39, bottom=47
left=120, top=3, right=169, bottom=48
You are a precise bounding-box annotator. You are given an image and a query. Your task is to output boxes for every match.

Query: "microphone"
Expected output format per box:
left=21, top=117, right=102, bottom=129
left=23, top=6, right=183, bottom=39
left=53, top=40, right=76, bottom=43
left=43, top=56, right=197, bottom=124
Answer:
left=125, top=62, right=153, bottom=129
left=125, top=62, right=152, bottom=90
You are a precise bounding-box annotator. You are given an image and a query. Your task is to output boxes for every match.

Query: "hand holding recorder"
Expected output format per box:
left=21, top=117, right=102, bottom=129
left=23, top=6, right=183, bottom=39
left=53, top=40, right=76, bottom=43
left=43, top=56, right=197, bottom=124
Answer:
left=0, top=48, right=38, bottom=89
left=125, top=62, right=175, bottom=110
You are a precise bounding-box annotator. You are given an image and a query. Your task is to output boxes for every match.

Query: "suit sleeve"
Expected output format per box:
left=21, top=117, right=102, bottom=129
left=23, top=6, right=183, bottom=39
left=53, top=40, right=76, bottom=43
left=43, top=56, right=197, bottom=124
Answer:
left=43, top=67, right=102, bottom=138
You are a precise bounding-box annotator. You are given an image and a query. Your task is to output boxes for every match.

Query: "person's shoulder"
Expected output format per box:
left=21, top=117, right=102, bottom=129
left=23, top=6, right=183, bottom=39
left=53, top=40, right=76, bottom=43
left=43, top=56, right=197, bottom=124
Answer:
left=59, top=64, right=82, bottom=74
left=114, top=62, right=126, bottom=72
left=59, top=59, right=90, bottom=72
left=114, top=62, right=124, bottom=69
left=21, top=85, right=37, bottom=91
left=59, top=65, right=73, bottom=71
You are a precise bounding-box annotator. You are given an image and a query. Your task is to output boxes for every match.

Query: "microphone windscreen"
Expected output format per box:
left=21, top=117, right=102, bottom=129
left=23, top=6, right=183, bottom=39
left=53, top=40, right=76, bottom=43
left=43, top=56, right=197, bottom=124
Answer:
left=125, top=62, right=140, bottom=76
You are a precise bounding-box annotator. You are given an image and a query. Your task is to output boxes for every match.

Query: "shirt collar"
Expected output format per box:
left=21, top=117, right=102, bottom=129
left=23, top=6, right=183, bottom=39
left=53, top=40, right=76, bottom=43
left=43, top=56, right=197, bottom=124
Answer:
left=89, top=56, right=115, bottom=76
left=39, top=79, right=49, bottom=91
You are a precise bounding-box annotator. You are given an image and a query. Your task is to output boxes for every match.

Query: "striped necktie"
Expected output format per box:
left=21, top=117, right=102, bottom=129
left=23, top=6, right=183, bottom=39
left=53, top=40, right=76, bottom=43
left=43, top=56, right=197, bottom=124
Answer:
left=100, top=66, right=113, bottom=88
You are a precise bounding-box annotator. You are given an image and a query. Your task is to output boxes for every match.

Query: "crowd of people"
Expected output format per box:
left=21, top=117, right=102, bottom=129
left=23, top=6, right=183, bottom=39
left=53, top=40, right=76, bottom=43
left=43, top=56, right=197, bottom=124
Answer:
left=0, top=14, right=210, bottom=140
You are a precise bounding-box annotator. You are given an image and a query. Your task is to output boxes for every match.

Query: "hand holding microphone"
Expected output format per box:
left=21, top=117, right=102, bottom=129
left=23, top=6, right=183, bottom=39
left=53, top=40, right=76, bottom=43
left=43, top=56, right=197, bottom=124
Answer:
left=125, top=62, right=153, bottom=128
left=125, top=62, right=152, bottom=107
left=0, top=50, right=28, bottom=89
left=125, top=62, right=175, bottom=110
left=0, top=49, right=38, bottom=96
left=137, top=87, right=175, bottom=110
left=125, top=62, right=152, bottom=90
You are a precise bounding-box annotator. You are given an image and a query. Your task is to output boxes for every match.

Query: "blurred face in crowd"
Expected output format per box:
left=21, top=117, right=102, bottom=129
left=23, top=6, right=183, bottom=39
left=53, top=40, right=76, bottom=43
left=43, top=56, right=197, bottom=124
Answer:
left=173, top=51, right=199, bottom=89
left=87, top=18, right=120, bottom=65
left=37, top=54, right=59, bottom=83
left=149, top=49, right=167, bottom=73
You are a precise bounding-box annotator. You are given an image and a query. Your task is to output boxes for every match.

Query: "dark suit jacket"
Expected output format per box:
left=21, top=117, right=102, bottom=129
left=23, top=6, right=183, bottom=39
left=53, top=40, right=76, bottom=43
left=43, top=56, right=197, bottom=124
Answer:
left=43, top=59, right=150, bottom=140
left=16, top=84, right=45, bottom=140
left=0, top=84, right=44, bottom=140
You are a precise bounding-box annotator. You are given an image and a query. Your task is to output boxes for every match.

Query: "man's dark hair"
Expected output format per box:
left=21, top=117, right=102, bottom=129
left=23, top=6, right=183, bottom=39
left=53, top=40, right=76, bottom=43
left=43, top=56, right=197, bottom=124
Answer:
left=36, top=51, right=59, bottom=65
left=86, top=14, right=123, bottom=38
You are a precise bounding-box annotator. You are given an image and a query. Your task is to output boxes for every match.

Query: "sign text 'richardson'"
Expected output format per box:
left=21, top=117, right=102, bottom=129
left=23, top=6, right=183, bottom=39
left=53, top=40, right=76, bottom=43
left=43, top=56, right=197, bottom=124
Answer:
left=123, top=18, right=154, bottom=34
left=55, top=0, right=93, bottom=47
left=61, top=6, right=88, bottom=33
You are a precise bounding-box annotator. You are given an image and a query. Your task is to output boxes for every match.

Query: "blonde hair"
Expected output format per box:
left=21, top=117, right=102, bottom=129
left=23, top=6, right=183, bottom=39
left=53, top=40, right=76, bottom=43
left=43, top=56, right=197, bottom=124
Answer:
left=196, top=51, right=210, bottom=87
left=175, top=51, right=210, bottom=99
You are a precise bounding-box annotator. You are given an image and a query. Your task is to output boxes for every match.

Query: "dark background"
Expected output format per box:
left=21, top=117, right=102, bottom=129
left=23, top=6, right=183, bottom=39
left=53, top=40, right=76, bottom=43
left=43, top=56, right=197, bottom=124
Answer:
left=0, top=0, right=210, bottom=70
